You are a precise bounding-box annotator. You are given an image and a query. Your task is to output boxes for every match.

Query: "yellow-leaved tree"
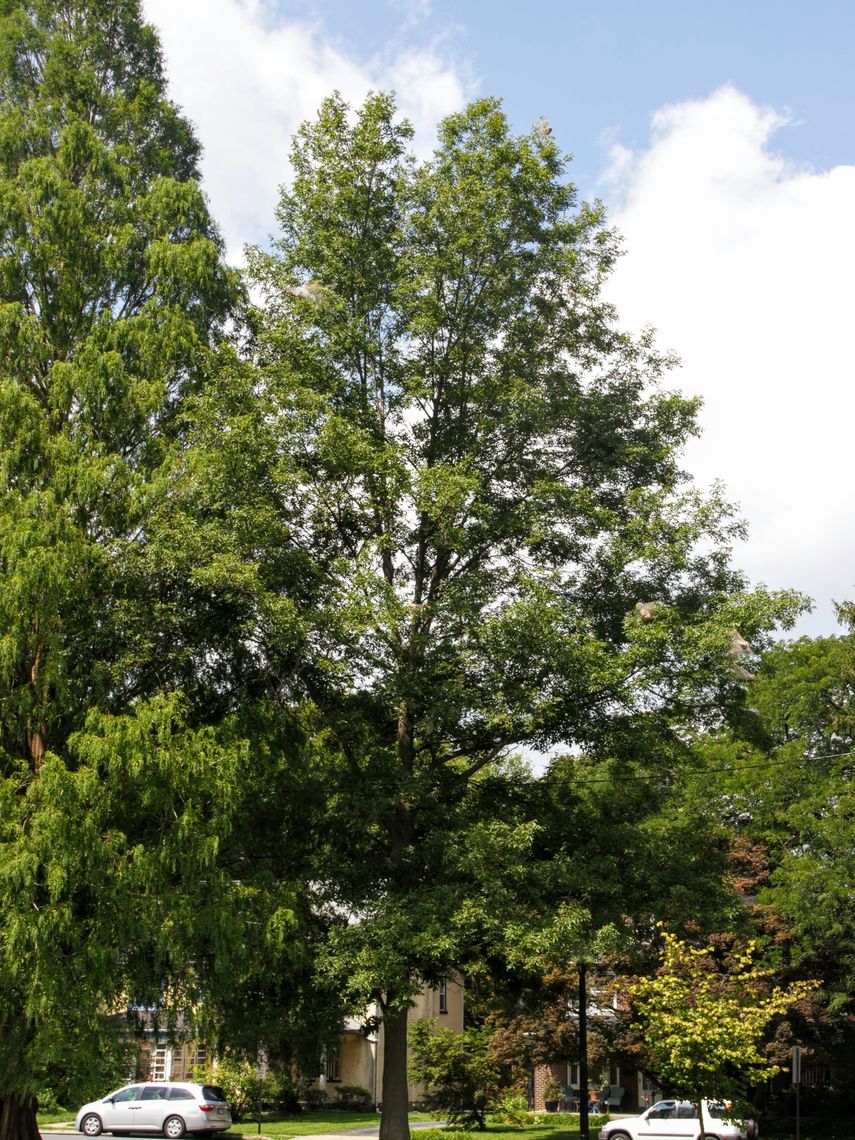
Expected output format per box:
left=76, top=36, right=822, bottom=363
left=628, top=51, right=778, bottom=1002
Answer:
left=625, top=931, right=818, bottom=1136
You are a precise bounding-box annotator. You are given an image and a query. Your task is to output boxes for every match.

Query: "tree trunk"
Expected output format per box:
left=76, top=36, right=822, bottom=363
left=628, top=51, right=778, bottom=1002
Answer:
left=0, top=1093, right=40, bottom=1140
left=379, top=1002, right=410, bottom=1140
left=694, top=1094, right=705, bottom=1140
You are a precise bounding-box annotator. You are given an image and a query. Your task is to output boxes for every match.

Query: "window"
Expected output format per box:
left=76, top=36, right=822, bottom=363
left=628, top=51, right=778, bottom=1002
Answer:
left=149, top=1044, right=169, bottom=1081
left=438, top=978, right=448, bottom=1014
left=648, top=1102, right=677, bottom=1120
left=192, top=1045, right=209, bottom=1069
left=141, top=1087, right=169, bottom=1101
left=325, top=1048, right=341, bottom=1082
left=566, top=1063, right=580, bottom=1088
left=112, top=1088, right=141, bottom=1104
left=169, top=1089, right=195, bottom=1101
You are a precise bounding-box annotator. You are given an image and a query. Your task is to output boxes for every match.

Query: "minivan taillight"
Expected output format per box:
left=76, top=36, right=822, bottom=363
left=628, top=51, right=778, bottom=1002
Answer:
left=199, top=1106, right=215, bottom=1113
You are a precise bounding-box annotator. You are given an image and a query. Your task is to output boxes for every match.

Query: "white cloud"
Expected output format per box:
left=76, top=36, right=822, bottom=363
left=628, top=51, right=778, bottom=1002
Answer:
left=601, top=86, right=855, bottom=634
left=142, top=0, right=471, bottom=262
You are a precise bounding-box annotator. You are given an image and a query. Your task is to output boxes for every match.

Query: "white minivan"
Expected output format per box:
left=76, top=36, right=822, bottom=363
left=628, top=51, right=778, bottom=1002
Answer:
left=76, top=1082, right=232, bottom=1138
left=600, top=1100, right=757, bottom=1140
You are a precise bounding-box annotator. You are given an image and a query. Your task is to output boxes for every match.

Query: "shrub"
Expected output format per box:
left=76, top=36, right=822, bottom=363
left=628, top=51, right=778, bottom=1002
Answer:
left=333, top=1085, right=372, bottom=1110
left=36, top=1090, right=61, bottom=1115
left=302, top=1085, right=328, bottom=1109
left=191, top=1054, right=290, bottom=1122
left=491, top=1091, right=534, bottom=1127
left=543, top=1080, right=563, bottom=1105
left=409, top=1020, right=500, bottom=1131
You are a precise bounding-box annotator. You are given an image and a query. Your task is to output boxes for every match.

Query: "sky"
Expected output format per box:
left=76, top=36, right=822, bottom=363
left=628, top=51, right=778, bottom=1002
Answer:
left=141, top=0, right=855, bottom=639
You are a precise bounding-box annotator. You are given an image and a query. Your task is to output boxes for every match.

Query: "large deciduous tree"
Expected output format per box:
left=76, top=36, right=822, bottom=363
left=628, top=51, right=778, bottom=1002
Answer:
left=0, top=3, right=241, bottom=1137
left=224, top=92, right=803, bottom=1140
left=744, top=618, right=855, bottom=1004
left=685, top=614, right=855, bottom=1091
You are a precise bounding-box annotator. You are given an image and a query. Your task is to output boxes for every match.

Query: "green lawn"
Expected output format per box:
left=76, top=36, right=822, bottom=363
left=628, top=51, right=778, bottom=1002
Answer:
left=37, top=1108, right=76, bottom=1125
left=228, top=1112, right=379, bottom=1137
left=226, top=1113, right=608, bottom=1140
left=227, top=1111, right=441, bottom=1137
left=224, top=1116, right=844, bottom=1140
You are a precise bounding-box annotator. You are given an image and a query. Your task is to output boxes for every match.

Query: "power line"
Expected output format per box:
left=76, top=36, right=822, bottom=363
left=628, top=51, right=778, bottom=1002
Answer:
left=560, top=750, right=855, bottom=785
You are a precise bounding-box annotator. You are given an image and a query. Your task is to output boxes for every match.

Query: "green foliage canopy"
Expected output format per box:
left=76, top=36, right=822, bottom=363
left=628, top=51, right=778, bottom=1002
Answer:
left=678, top=620, right=855, bottom=1085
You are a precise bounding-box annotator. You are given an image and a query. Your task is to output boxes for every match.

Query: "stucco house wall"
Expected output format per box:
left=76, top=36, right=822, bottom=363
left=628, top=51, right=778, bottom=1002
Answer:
left=325, top=976, right=464, bottom=1107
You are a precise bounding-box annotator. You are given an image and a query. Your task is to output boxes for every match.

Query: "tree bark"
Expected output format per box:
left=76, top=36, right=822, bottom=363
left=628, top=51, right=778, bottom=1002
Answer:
left=694, top=1094, right=706, bottom=1140
left=379, top=1001, right=411, bottom=1140
left=0, top=1093, right=40, bottom=1140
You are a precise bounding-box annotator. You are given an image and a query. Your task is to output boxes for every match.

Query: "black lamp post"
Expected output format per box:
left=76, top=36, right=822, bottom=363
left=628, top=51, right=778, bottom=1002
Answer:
left=579, top=962, right=589, bottom=1140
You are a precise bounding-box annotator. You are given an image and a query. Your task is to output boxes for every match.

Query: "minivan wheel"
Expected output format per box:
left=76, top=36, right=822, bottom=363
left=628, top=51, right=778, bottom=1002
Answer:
left=80, top=1114, right=103, bottom=1137
left=163, top=1116, right=186, bottom=1139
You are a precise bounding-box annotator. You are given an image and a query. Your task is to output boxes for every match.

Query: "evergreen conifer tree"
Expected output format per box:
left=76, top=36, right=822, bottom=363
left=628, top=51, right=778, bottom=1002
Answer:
left=0, top=5, right=240, bottom=1136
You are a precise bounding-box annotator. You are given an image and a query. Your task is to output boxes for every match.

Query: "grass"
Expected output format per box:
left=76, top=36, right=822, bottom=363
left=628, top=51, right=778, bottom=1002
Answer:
left=226, top=1112, right=609, bottom=1140
left=37, top=1107, right=76, bottom=1125
left=394, top=1122, right=612, bottom=1140
left=229, top=1111, right=380, bottom=1137
left=227, top=1110, right=440, bottom=1138
left=225, top=1115, right=846, bottom=1140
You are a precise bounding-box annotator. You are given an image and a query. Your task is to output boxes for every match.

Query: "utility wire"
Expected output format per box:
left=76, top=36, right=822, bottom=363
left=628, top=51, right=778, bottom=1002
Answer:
left=556, top=749, right=855, bottom=785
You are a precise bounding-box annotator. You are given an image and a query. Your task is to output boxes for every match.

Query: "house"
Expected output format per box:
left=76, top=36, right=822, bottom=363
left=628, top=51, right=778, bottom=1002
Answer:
left=529, top=980, right=655, bottom=1114
left=125, top=1011, right=211, bottom=1082
left=319, top=976, right=465, bottom=1108
left=531, top=1059, right=655, bottom=1113
left=127, top=978, right=464, bottom=1109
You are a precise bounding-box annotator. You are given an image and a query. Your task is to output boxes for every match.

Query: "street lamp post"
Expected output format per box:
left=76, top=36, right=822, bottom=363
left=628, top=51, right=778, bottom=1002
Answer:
left=579, top=962, right=589, bottom=1140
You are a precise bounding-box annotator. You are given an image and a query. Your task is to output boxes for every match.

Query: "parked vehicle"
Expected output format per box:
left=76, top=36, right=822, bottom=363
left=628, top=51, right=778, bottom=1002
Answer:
left=75, top=1082, right=232, bottom=1137
left=600, top=1100, right=757, bottom=1140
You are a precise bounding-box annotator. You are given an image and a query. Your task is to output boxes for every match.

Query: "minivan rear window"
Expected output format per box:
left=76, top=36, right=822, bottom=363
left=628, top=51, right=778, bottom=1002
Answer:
left=202, top=1087, right=227, bottom=1103
left=168, top=1089, right=195, bottom=1101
